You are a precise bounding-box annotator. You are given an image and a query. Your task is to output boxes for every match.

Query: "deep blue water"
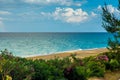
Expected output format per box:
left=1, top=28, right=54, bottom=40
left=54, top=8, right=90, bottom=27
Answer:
left=0, top=32, right=111, bottom=57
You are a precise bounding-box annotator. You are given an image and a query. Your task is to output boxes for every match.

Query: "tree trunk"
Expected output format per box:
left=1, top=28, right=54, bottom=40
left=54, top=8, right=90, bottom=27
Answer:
left=2, top=74, right=5, bottom=80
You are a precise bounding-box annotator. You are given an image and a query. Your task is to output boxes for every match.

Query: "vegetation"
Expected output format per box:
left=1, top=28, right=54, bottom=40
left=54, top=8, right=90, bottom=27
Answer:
left=0, top=48, right=120, bottom=80
left=102, top=0, right=120, bottom=53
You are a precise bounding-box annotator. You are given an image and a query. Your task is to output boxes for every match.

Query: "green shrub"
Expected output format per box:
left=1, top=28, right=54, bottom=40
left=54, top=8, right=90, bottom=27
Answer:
left=115, top=53, right=120, bottom=64
left=103, top=52, right=120, bottom=70
left=109, top=59, right=120, bottom=70
left=1, top=49, right=120, bottom=80
left=32, top=60, right=64, bottom=80
left=47, top=57, right=72, bottom=70
left=63, top=66, right=87, bottom=80
left=10, top=62, right=34, bottom=80
left=75, top=66, right=87, bottom=80
left=103, top=52, right=116, bottom=60
left=96, top=55, right=109, bottom=62
left=86, top=61, right=105, bottom=77
left=83, top=56, right=96, bottom=65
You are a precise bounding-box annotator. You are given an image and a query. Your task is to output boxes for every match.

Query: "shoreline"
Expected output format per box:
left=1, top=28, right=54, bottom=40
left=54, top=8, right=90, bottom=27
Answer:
left=23, top=47, right=106, bottom=58
left=26, top=48, right=108, bottom=60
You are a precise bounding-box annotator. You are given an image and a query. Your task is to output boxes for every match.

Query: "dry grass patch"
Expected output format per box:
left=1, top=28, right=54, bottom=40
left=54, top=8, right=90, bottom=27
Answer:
left=88, top=70, right=120, bottom=80
left=104, top=71, right=120, bottom=80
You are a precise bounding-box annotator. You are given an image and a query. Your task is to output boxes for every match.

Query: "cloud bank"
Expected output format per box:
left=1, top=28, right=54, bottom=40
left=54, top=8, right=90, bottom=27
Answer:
left=0, top=11, right=11, bottom=15
left=98, top=5, right=120, bottom=14
left=53, top=7, right=88, bottom=23
left=41, top=7, right=96, bottom=23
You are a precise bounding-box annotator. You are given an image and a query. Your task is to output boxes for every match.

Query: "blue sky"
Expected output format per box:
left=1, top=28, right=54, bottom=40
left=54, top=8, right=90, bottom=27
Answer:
left=0, top=0, right=118, bottom=32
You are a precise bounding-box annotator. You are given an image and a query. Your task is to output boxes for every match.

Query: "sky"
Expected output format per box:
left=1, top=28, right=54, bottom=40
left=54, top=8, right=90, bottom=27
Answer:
left=0, top=0, right=119, bottom=32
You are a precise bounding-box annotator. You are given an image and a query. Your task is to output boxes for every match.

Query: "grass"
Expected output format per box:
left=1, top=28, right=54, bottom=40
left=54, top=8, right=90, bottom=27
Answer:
left=104, top=70, right=120, bottom=80
left=88, top=70, right=120, bottom=80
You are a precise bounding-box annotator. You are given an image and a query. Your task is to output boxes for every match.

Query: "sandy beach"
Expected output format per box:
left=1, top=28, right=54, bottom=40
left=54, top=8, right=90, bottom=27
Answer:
left=27, top=48, right=108, bottom=60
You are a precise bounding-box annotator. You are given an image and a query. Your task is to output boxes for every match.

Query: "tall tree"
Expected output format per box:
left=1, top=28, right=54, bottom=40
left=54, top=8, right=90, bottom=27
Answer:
left=102, top=0, right=120, bottom=53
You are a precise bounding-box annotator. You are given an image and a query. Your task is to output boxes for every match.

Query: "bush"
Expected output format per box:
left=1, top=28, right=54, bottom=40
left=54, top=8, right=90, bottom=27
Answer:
left=63, top=66, right=87, bottom=80
left=115, top=53, right=120, bottom=64
left=96, top=55, right=109, bottom=62
left=109, top=59, right=120, bottom=71
left=47, top=57, right=72, bottom=70
left=1, top=49, right=120, bottom=80
left=83, top=56, right=96, bottom=64
left=103, top=52, right=120, bottom=70
left=75, top=66, right=87, bottom=80
left=103, top=52, right=116, bottom=60
left=32, top=60, right=64, bottom=80
left=10, top=62, right=34, bottom=80
left=86, top=61, right=105, bottom=77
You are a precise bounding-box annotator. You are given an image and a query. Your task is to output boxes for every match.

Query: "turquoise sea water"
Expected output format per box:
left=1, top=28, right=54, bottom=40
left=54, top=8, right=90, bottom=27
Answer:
left=0, top=33, right=110, bottom=57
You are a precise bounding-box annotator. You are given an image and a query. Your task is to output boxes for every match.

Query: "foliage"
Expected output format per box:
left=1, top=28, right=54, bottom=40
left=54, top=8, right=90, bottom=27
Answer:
left=83, top=56, right=96, bottom=64
left=0, top=48, right=120, bottom=80
left=86, top=61, right=105, bottom=77
left=0, top=49, right=34, bottom=80
left=101, top=0, right=120, bottom=73
left=102, top=1, right=120, bottom=53
left=109, top=59, right=120, bottom=71
left=102, top=52, right=120, bottom=71
left=96, top=55, right=109, bottom=62
left=64, top=66, right=87, bottom=80
left=31, top=59, right=64, bottom=80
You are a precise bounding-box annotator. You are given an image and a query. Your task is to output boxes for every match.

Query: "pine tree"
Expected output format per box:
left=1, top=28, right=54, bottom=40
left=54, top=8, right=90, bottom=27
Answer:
left=102, top=0, right=120, bottom=53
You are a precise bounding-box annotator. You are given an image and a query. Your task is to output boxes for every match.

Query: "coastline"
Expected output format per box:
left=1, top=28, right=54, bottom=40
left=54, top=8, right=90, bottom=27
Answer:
left=26, top=48, right=108, bottom=60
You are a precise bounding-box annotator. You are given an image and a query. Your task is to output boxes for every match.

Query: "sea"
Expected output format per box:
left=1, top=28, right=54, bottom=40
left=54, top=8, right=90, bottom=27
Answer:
left=0, top=32, right=111, bottom=57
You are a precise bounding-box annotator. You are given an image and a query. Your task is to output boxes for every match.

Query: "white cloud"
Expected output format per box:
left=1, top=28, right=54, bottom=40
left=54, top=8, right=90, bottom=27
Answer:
left=0, top=11, right=11, bottom=15
left=41, top=7, right=89, bottom=23
left=23, top=0, right=82, bottom=6
left=91, top=12, right=97, bottom=16
left=53, top=7, right=88, bottom=23
left=97, top=5, right=120, bottom=14
left=97, top=5, right=102, bottom=10
left=106, top=5, right=119, bottom=13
